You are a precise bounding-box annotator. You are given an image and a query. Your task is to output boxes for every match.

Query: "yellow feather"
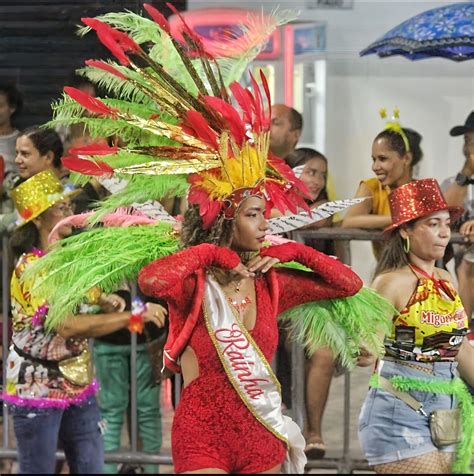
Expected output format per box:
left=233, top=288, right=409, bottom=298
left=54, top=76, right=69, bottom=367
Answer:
left=198, top=139, right=266, bottom=200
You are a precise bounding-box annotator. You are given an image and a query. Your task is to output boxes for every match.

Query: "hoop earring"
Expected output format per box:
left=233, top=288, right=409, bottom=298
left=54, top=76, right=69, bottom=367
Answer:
left=403, top=236, right=410, bottom=253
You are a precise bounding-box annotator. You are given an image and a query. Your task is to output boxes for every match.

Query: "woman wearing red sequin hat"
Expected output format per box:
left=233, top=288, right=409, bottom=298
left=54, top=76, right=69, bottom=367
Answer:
left=358, top=178, right=474, bottom=474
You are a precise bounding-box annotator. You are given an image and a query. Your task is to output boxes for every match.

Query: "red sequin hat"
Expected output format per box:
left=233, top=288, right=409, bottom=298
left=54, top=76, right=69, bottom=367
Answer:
left=384, top=178, right=463, bottom=234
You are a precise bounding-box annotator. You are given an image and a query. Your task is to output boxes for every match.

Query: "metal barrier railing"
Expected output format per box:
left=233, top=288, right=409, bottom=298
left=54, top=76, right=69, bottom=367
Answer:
left=0, top=227, right=467, bottom=473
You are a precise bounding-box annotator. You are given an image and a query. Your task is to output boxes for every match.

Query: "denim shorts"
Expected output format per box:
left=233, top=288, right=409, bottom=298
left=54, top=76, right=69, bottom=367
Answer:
left=358, top=359, right=458, bottom=466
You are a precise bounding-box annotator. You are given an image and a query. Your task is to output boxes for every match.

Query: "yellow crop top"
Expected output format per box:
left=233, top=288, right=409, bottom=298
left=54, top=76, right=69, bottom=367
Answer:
left=384, top=273, right=468, bottom=362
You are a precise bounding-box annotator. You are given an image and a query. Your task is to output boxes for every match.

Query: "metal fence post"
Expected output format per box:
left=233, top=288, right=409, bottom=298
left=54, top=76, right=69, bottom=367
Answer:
left=2, top=232, right=10, bottom=450
left=339, top=370, right=352, bottom=474
left=130, top=285, right=138, bottom=454
left=291, top=341, right=306, bottom=430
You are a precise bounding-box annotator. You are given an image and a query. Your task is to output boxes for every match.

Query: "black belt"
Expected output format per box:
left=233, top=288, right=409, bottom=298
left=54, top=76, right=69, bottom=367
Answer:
left=13, top=344, right=60, bottom=371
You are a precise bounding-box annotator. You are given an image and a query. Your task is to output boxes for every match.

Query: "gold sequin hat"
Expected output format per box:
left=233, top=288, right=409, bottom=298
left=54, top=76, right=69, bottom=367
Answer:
left=11, top=170, right=80, bottom=228
left=384, top=178, right=464, bottom=235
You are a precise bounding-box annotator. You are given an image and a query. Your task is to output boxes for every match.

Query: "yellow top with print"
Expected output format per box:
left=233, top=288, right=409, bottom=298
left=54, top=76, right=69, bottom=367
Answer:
left=384, top=278, right=468, bottom=362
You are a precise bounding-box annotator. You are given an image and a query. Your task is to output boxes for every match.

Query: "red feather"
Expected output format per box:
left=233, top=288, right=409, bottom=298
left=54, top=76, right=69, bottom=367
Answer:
left=249, top=72, right=263, bottom=132
left=264, top=199, right=273, bottom=219
left=96, top=30, right=131, bottom=66
left=184, top=111, right=219, bottom=149
left=85, top=59, right=128, bottom=80
left=265, top=181, right=288, bottom=215
left=64, top=86, right=118, bottom=116
left=61, top=156, right=114, bottom=176
left=144, top=3, right=171, bottom=35
left=166, top=3, right=213, bottom=59
left=267, top=154, right=296, bottom=180
left=201, top=200, right=222, bottom=229
left=188, top=176, right=224, bottom=228
left=229, top=82, right=253, bottom=126
left=285, top=187, right=311, bottom=215
left=267, top=153, right=311, bottom=196
left=69, top=143, right=118, bottom=157
left=81, top=17, right=103, bottom=30
left=82, top=17, right=140, bottom=66
left=280, top=190, right=298, bottom=215
left=203, top=96, right=246, bottom=146
left=259, top=69, right=272, bottom=129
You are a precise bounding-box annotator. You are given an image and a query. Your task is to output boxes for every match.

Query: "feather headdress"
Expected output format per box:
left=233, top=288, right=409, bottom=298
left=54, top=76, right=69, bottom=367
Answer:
left=28, top=5, right=369, bottom=330
left=53, top=3, right=310, bottom=228
left=20, top=5, right=396, bottom=364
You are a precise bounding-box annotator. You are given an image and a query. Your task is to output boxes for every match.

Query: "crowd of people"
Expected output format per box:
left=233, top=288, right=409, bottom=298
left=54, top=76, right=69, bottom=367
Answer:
left=0, top=5, right=473, bottom=475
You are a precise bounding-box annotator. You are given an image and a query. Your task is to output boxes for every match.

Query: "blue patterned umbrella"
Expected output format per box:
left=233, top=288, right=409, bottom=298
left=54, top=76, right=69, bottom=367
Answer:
left=360, top=2, right=474, bottom=61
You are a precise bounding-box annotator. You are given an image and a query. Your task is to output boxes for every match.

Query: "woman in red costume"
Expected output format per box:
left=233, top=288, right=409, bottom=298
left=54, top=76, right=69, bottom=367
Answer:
left=23, top=6, right=395, bottom=474
left=139, top=192, right=363, bottom=474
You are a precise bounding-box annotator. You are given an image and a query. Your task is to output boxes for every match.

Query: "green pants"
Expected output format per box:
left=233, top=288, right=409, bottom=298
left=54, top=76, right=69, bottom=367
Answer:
left=93, top=341, right=162, bottom=474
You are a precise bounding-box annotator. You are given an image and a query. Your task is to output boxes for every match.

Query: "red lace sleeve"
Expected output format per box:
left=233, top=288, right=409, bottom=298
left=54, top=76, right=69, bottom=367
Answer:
left=138, top=243, right=240, bottom=302
left=260, top=242, right=363, bottom=314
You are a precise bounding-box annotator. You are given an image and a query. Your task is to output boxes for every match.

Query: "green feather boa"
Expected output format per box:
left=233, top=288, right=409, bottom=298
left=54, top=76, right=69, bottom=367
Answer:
left=370, top=373, right=474, bottom=474
left=23, top=223, right=179, bottom=331
left=278, top=286, right=394, bottom=368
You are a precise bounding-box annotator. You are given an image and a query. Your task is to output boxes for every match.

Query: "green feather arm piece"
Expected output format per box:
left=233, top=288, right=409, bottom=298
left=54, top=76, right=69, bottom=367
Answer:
left=370, top=374, right=474, bottom=474
left=22, top=223, right=179, bottom=332
left=278, top=287, right=395, bottom=369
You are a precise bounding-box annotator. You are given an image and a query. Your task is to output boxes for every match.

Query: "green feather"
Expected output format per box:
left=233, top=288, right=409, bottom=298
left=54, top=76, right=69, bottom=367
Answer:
left=23, top=224, right=179, bottom=331
left=370, top=374, right=474, bottom=474
left=78, top=11, right=199, bottom=97
left=275, top=261, right=312, bottom=272
left=278, top=287, right=395, bottom=368
left=77, top=64, right=157, bottom=106
left=100, top=150, right=176, bottom=168
left=49, top=115, right=171, bottom=148
left=78, top=10, right=164, bottom=44
left=100, top=98, right=161, bottom=119
left=90, top=174, right=188, bottom=221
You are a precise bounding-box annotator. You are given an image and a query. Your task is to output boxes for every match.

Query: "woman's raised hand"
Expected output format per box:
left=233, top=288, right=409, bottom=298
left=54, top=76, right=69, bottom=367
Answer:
left=247, top=255, right=280, bottom=274
left=231, top=254, right=281, bottom=278
left=231, top=262, right=255, bottom=279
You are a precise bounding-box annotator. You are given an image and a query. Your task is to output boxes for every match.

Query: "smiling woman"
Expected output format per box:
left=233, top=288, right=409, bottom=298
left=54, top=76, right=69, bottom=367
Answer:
left=342, top=122, right=423, bottom=260
left=14, top=127, right=64, bottom=180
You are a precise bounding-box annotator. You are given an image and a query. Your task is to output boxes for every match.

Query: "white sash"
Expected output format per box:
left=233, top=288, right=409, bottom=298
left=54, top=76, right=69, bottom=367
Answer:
left=203, top=273, right=306, bottom=473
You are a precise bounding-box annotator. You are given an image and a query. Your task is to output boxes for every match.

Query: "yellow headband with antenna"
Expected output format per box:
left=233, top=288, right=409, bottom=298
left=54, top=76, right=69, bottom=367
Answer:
left=379, top=107, right=410, bottom=153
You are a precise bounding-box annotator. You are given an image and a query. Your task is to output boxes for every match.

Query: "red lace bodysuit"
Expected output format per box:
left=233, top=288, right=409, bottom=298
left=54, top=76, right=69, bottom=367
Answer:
left=139, top=242, right=362, bottom=474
